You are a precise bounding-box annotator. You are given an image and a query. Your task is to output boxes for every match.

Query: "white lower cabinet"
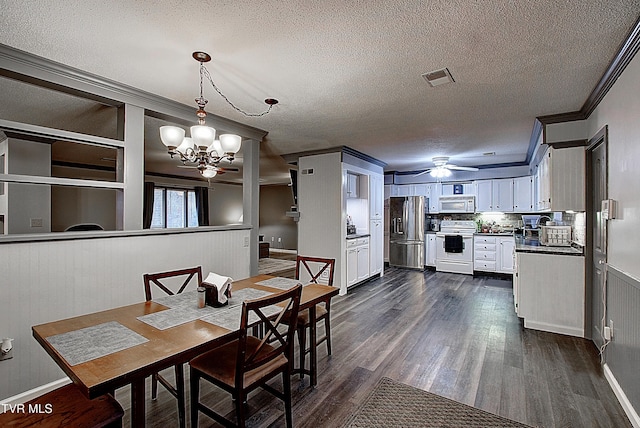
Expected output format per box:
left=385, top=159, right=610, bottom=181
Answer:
left=346, top=237, right=370, bottom=287
left=425, top=233, right=437, bottom=267
left=474, top=236, right=497, bottom=272
left=474, top=235, right=515, bottom=274
left=498, top=237, right=515, bottom=273
left=515, top=252, right=585, bottom=337
left=370, top=220, right=383, bottom=276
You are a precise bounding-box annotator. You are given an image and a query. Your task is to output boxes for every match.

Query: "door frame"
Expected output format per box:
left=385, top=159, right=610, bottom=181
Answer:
left=585, top=124, right=608, bottom=342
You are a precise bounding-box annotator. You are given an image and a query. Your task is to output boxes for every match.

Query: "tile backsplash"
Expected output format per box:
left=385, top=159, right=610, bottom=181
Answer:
left=428, top=211, right=586, bottom=244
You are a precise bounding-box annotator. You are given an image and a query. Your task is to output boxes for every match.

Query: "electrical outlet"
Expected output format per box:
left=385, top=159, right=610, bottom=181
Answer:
left=30, top=218, right=43, bottom=227
left=271, top=236, right=275, bottom=242
left=604, top=326, right=612, bottom=341
left=278, top=237, right=282, bottom=243
left=243, top=237, right=249, bottom=247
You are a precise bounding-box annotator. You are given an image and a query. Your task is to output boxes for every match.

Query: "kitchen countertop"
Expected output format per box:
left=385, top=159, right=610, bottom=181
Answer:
left=515, top=236, right=584, bottom=256
left=474, top=232, right=515, bottom=236
left=346, top=233, right=370, bottom=239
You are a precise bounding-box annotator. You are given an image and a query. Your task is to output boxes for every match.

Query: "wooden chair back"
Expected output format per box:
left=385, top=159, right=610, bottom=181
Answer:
left=295, top=256, right=336, bottom=286
left=143, top=266, right=203, bottom=302
left=236, top=284, right=302, bottom=383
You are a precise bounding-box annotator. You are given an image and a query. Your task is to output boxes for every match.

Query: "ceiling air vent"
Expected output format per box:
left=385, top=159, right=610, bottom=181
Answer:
left=421, top=68, right=455, bottom=87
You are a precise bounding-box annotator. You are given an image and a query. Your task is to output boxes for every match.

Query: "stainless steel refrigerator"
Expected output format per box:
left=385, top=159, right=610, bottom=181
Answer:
left=389, top=196, right=426, bottom=269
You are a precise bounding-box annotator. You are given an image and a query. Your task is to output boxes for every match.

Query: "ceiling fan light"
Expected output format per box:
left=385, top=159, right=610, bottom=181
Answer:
left=159, top=126, right=185, bottom=148
left=190, top=125, right=216, bottom=149
left=202, top=168, right=217, bottom=178
left=219, top=134, right=242, bottom=154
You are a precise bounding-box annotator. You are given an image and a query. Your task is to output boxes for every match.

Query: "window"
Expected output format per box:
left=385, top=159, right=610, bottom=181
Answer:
left=151, top=187, right=199, bottom=229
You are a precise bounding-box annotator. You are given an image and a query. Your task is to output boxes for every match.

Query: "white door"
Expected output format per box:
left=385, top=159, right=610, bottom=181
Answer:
left=589, top=132, right=607, bottom=345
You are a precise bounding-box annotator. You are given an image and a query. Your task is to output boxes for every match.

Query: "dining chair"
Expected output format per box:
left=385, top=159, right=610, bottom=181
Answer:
left=189, top=284, right=302, bottom=428
left=143, top=266, right=203, bottom=428
left=290, top=255, right=335, bottom=378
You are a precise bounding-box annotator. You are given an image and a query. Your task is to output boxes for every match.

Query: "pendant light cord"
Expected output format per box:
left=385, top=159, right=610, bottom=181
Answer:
left=200, top=63, right=275, bottom=117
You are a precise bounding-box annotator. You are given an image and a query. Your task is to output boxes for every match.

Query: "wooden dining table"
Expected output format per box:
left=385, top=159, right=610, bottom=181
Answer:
left=32, top=274, right=339, bottom=427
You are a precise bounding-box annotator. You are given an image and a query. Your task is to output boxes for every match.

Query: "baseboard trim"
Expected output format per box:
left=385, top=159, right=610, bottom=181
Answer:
left=523, top=320, right=584, bottom=338
left=604, top=363, right=640, bottom=428
left=0, top=378, right=70, bottom=410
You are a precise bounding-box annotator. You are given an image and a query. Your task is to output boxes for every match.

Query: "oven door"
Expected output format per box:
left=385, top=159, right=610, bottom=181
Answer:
left=435, top=234, right=474, bottom=274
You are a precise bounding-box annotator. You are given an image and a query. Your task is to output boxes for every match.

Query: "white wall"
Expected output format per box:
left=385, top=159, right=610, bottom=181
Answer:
left=298, top=153, right=344, bottom=290
left=0, top=228, right=251, bottom=399
left=586, top=53, right=640, bottom=280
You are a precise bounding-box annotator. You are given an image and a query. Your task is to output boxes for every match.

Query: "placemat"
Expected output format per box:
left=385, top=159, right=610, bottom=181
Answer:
left=200, top=303, right=283, bottom=331
left=256, top=277, right=302, bottom=290
left=47, top=321, right=148, bottom=366
left=138, top=287, right=275, bottom=330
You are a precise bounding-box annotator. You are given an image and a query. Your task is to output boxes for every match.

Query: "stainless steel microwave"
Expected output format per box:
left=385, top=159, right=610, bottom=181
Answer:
left=438, top=195, right=475, bottom=213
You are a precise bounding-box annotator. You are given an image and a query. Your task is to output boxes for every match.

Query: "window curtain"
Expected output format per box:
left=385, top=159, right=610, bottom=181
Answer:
left=195, top=186, right=210, bottom=226
left=143, top=181, right=155, bottom=229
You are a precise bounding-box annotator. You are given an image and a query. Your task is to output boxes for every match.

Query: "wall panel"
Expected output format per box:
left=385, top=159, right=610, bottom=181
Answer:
left=0, top=229, right=250, bottom=399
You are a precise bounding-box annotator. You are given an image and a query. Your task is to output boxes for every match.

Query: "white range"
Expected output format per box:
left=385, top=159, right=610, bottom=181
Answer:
left=435, top=220, right=476, bottom=275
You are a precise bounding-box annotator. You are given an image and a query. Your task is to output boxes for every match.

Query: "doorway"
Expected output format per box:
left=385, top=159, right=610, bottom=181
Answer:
left=586, top=125, right=608, bottom=349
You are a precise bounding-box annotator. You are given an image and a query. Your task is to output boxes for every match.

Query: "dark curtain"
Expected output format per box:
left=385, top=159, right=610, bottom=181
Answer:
left=143, top=181, right=155, bottom=229
left=195, top=186, right=210, bottom=226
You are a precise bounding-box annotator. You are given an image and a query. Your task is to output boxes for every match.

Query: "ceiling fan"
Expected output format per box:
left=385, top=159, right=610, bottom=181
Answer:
left=414, top=156, right=479, bottom=178
left=177, top=164, right=239, bottom=178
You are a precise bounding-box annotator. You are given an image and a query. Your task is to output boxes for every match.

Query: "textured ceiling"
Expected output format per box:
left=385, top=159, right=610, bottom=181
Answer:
left=1, top=1, right=640, bottom=183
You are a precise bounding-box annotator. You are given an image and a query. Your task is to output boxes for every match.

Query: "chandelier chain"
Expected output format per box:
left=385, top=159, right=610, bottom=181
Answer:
left=200, top=64, right=274, bottom=117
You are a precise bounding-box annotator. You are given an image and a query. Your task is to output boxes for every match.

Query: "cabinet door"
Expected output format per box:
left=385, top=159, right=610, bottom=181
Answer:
left=347, top=248, right=358, bottom=286
left=370, top=220, right=383, bottom=275
left=346, top=173, right=359, bottom=198
left=396, top=185, right=413, bottom=197
left=498, top=237, right=515, bottom=273
left=426, top=183, right=440, bottom=213
left=513, top=176, right=534, bottom=212
left=476, top=180, right=493, bottom=212
left=369, top=174, right=383, bottom=219
left=357, top=245, right=370, bottom=281
left=493, top=179, right=514, bottom=212
left=427, top=234, right=437, bottom=266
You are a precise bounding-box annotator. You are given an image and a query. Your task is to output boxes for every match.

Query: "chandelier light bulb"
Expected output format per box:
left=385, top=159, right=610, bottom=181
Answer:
left=190, top=125, right=216, bottom=149
left=219, top=134, right=242, bottom=154
left=159, top=126, right=185, bottom=148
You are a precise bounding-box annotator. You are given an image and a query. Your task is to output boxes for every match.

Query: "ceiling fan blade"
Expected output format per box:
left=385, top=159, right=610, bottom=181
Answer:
left=447, top=164, right=479, bottom=171
left=413, top=169, right=432, bottom=177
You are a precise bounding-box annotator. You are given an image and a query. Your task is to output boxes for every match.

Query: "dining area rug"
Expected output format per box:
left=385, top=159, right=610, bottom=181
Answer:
left=258, top=258, right=296, bottom=275
left=342, top=377, right=532, bottom=427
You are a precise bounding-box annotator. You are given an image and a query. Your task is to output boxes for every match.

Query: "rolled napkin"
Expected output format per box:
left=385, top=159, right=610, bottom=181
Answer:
left=202, top=272, right=233, bottom=307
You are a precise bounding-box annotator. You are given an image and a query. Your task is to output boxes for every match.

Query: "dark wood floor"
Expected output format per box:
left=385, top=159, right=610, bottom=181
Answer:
left=117, top=267, right=632, bottom=427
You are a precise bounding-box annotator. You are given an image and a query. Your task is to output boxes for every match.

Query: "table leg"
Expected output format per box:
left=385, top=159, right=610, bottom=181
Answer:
left=131, top=378, right=146, bottom=427
left=309, top=305, right=317, bottom=387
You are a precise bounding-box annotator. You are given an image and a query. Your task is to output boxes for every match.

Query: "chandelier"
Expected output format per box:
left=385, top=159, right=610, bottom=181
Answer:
left=159, top=51, right=279, bottom=178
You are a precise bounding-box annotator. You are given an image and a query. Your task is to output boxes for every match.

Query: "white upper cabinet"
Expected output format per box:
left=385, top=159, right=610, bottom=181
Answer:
left=476, top=179, right=513, bottom=212
left=369, top=173, right=383, bottom=219
left=346, top=173, right=360, bottom=198
left=426, top=183, right=441, bottom=213
left=492, top=179, right=514, bottom=212
left=513, top=176, right=534, bottom=212
left=476, top=180, right=493, bottom=212
left=535, top=146, right=585, bottom=212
